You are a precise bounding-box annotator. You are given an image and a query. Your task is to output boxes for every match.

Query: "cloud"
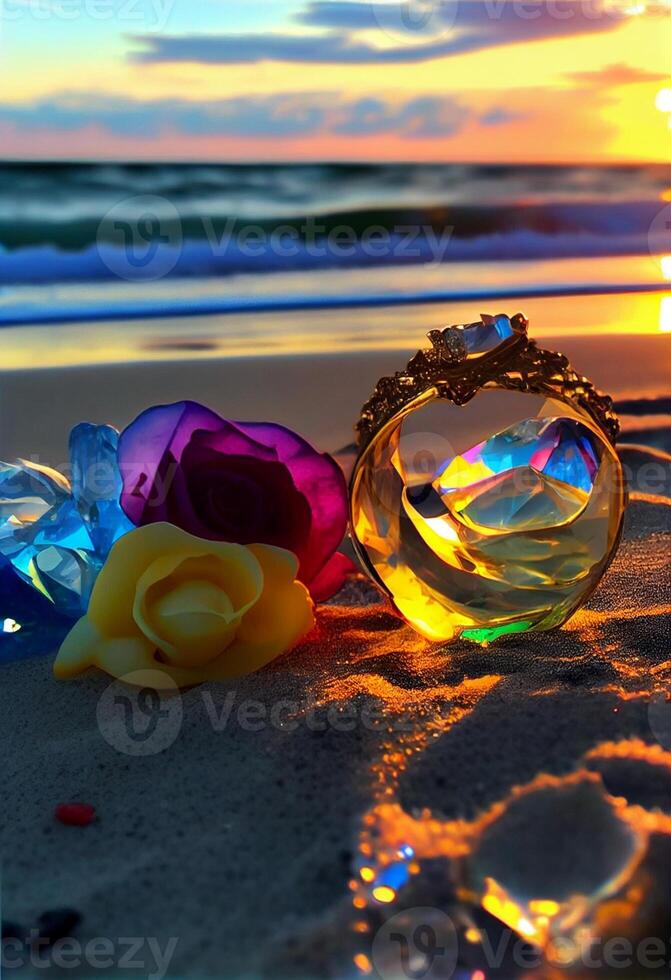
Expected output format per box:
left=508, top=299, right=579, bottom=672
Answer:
left=131, top=0, right=630, bottom=65
left=0, top=91, right=516, bottom=140
left=568, top=62, right=670, bottom=86
left=0, top=94, right=324, bottom=138
left=479, top=106, right=522, bottom=126
left=129, top=32, right=458, bottom=65
left=296, top=1, right=386, bottom=29
left=332, top=96, right=470, bottom=136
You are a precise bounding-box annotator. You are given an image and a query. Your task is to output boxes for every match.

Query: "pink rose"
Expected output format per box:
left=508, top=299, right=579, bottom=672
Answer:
left=118, top=401, right=350, bottom=601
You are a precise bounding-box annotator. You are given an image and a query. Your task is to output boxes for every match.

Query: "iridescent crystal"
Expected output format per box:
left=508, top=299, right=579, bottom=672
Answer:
left=455, top=313, right=515, bottom=355
left=465, top=776, right=645, bottom=947
left=69, top=423, right=132, bottom=554
left=0, top=424, right=133, bottom=616
left=0, top=459, right=69, bottom=525
left=351, top=388, right=625, bottom=643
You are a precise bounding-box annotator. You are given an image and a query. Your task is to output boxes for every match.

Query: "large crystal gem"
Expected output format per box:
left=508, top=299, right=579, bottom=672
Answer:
left=458, top=313, right=515, bottom=355
left=0, top=424, right=134, bottom=617
left=350, top=388, right=625, bottom=643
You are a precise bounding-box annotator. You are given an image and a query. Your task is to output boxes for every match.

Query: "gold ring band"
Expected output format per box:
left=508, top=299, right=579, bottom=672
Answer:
left=355, top=313, right=619, bottom=449
left=350, top=314, right=625, bottom=646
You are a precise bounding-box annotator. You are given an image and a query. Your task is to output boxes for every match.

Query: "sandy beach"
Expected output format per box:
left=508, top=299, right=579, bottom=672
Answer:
left=1, top=273, right=671, bottom=978
left=2, top=328, right=671, bottom=465
left=1, top=352, right=670, bottom=978
left=0, top=466, right=669, bottom=978
left=1, top=40, right=670, bottom=976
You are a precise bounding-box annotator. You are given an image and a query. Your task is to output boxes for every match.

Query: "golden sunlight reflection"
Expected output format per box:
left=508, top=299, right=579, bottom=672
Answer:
left=294, top=519, right=671, bottom=978
left=348, top=765, right=664, bottom=960
left=347, top=753, right=671, bottom=975
left=661, top=296, right=671, bottom=331
left=656, top=89, right=671, bottom=114
left=2, top=276, right=671, bottom=371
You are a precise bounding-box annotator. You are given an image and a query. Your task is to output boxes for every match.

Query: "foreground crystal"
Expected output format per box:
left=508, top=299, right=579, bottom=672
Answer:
left=465, top=775, right=646, bottom=948
left=351, top=388, right=625, bottom=642
left=0, top=424, right=134, bottom=617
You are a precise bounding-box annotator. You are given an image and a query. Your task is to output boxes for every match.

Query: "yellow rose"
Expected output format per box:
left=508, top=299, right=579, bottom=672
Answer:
left=54, top=523, right=314, bottom=689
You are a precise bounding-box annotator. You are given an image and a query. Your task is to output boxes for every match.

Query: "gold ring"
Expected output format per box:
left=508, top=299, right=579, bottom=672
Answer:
left=350, top=313, right=626, bottom=645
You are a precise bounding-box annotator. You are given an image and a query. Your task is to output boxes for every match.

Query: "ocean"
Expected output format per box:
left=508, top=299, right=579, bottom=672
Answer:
left=1, top=162, right=670, bottom=286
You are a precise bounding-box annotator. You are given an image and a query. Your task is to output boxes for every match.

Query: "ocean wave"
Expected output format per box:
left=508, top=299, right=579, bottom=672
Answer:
left=0, top=223, right=662, bottom=285
left=1, top=162, right=669, bottom=284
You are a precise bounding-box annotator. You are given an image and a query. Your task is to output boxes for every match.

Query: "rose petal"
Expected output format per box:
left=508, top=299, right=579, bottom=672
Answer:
left=180, top=437, right=312, bottom=552
left=118, top=404, right=348, bottom=596
left=233, top=421, right=348, bottom=587
left=118, top=401, right=223, bottom=524
left=220, top=543, right=315, bottom=675
left=308, top=551, right=357, bottom=602
left=133, top=548, right=263, bottom=667
left=119, top=402, right=275, bottom=525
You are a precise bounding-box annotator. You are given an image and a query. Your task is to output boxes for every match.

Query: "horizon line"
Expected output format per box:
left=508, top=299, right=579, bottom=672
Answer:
left=2, top=158, right=671, bottom=168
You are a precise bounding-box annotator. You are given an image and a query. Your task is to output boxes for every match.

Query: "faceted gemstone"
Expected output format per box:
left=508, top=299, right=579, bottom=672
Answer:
left=435, top=417, right=600, bottom=533
left=464, top=776, right=644, bottom=947
left=69, top=423, right=133, bottom=555
left=0, top=425, right=133, bottom=617
left=446, top=313, right=515, bottom=357
left=0, top=460, right=69, bottom=525
left=33, top=546, right=103, bottom=611
left=351, top=387, right=625, bottom=643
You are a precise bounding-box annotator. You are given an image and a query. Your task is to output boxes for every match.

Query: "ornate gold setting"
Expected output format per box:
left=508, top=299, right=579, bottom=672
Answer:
left=355, top=313, right=620, bottom=448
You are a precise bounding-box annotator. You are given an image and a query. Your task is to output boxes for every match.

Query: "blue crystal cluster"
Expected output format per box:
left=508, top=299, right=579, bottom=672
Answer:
left=445, top=313, right=515, bottom=356
left=0, top=424, right=134, bottom=617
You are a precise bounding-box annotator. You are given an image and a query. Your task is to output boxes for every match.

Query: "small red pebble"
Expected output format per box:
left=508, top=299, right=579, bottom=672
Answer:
left=55, top=803, right=96, bottom=827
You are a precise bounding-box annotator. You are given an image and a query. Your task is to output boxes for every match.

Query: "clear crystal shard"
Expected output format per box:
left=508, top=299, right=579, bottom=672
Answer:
left=0, top=424, right=133, bottom=616
left=446, top=313, right=515, bottom=357
left=33, top=546, right=102, bottom=611
left=351, top=388, right=625, bottom=643
left=0, top=460, right=69, bottom=525
left=436, top=417, right=600, bottom=533
left=466, top=776, right=645, bottom=947
left=69, top=422, right=133, bottom=554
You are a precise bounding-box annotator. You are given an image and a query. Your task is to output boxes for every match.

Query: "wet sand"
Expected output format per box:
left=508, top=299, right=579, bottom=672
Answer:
left=1, top=331, right=671, bottom=466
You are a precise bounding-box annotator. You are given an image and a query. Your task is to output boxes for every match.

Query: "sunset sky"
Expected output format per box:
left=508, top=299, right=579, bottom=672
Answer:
left=1, top=0, right=670, bottom=161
